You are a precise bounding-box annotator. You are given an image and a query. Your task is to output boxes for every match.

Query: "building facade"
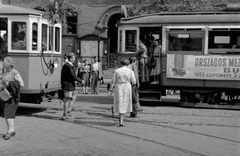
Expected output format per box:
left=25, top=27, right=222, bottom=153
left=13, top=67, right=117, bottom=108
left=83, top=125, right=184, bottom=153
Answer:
left=9, top=0, right=153, bottom=67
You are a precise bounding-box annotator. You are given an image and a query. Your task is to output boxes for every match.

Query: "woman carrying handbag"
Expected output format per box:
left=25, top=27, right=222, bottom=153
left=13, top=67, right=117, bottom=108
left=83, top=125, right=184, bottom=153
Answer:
left=1, top=57, right=24, bottom=140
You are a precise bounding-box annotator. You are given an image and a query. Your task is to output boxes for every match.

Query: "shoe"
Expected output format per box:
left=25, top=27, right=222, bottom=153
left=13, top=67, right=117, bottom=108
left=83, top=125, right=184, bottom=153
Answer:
left=3, top=131, right=16, bottom=138
left=85, top=92, right=88, bottom=94
left=67, top=113, right=74, bottom=118
left=137, top=108, right=143, bottom=112
left=62, top=115, right=73, bottom=120
left=118, top=123, right=125, bottom=127
left=130, top=113, right=136, bottom=117
left=130, top=114, right=139, bottom=118
left=3, top=131, right=16, bottom=140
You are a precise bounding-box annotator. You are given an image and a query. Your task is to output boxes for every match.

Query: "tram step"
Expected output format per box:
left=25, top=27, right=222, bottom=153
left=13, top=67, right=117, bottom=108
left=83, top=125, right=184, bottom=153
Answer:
left=139, top=98, right=161, bottom=102
left=139, top=90, right=162, bottom=94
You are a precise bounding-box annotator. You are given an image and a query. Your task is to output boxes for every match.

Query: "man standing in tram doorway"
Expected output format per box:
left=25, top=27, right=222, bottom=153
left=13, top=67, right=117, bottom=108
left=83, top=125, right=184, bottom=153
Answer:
left=61, top=53, right=82, bottom=120
left=138, top=38, right=149, bottom=82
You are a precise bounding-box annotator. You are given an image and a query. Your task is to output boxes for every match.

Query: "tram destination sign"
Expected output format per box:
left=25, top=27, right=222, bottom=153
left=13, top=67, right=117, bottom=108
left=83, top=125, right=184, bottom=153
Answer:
left=167, top=54, right=240, bottom=80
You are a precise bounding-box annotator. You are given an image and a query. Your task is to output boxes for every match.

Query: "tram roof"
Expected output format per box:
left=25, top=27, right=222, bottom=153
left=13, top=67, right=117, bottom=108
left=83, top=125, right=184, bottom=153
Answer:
left=120, top=12, right=240, bottom=25
left=0, top=3, right=44, bottom=16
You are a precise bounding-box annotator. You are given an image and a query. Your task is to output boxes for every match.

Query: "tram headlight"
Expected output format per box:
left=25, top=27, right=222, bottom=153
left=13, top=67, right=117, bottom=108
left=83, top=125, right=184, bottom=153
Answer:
left=53, top=58, right=59, bottom=68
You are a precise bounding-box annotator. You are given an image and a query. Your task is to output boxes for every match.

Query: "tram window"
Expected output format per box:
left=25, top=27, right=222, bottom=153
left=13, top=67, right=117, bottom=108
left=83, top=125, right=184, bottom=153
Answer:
left=168, top=32, right=203, bottom=52
left=11, top=22, right=26, bottom=50
left=208, top=30, right=240, bottom=50
left=125, top=30, right=137, bottom=52
left=55, top=27, right=60, bottom=52
left=49, top=26, right=53, bottom=51
left=42, top=24, right=47, bottom=51
left=32, top=23, right=38, bottom=51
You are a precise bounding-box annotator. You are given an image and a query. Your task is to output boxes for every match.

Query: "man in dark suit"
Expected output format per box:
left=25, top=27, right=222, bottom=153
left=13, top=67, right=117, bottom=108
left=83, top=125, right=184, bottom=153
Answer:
left=128, top=57, right=142, bottom=118
left=61, top=53, right=82, bottom=120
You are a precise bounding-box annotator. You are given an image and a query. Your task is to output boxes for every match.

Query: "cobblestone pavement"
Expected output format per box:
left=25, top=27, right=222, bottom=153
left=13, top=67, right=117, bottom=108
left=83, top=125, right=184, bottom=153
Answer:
left=0, top=91, right=240, bottom=156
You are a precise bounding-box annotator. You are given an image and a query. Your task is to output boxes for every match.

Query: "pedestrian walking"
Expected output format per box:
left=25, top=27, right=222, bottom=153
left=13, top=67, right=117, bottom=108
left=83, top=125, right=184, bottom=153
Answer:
left=109, top=59, right=136, bottom=127
left=1, top=56, right=24, bottom=140
left=128, top=57, right=140, bottom=118
left=61, top=53, right=82, bottom=120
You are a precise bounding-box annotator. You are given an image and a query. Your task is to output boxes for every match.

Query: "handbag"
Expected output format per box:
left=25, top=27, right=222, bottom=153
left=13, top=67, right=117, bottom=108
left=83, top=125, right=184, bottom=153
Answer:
left=0, top=88, right=12, bottom=101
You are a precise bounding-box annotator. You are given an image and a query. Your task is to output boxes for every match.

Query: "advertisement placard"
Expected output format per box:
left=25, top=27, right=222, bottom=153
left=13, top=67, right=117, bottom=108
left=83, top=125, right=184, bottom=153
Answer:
left=167, top=54, right=240, bottom=80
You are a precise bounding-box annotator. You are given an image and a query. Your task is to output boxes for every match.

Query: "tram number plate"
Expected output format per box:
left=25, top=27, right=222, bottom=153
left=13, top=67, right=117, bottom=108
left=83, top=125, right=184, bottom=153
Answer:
left=48, top=80, right=59, bottom=87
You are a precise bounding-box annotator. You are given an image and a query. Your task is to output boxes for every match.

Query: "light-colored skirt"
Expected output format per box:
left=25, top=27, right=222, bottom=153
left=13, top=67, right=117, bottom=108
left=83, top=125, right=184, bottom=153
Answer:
left=113, top=82, right=132, bottom=113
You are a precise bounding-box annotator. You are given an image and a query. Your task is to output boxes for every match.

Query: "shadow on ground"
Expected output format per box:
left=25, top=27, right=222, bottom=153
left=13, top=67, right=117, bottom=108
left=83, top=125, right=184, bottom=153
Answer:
left=16, top=105, right=47, bottom=116
left=76, top=95, right=113, bottom=104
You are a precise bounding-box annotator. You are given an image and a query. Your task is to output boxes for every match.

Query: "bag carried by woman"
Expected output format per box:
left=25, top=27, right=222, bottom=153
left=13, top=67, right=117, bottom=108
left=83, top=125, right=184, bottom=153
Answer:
left=0, top=88, right=12, bottom=101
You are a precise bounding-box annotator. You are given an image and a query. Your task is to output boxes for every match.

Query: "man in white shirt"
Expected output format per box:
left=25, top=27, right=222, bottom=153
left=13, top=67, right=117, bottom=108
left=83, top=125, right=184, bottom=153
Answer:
left=91, top=56, right=99, bottom=94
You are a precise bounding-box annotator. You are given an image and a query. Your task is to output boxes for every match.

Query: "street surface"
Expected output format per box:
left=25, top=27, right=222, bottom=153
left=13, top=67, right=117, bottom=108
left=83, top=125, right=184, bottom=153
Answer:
left=0, top=90, right=240, bottom=156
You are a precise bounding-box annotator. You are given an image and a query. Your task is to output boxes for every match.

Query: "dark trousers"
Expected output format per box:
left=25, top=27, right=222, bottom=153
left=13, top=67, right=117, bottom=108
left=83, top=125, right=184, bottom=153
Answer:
left=131, top=85, right=138, bottom=116
left=91, top=71, right=99, bottom=94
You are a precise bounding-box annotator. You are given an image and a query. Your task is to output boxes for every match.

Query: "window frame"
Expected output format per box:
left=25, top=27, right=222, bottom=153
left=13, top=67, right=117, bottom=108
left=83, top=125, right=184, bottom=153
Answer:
left=9, top=19, right=28, bottom=52
left=166, top=30, right=205, bottom=54
left=31, top=22, right=38, bottom=51
left=64, top=12, right=78, bottom=35
left=208, top=26, right=240, bottom=54
left=118, top=26, right=139, bottom=53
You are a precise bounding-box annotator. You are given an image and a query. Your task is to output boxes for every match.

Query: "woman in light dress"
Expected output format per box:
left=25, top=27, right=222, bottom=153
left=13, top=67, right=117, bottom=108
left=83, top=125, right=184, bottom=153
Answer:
left=109, top=59, right=136, bottom=127
left=80, top=60, right=90, bottom=94
left=150, top=39, right=161, bottom=84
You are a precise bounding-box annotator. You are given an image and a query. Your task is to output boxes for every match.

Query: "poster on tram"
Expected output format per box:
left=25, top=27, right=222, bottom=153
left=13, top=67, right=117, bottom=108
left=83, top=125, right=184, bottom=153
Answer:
left=166, top=54, right=240, bottom=80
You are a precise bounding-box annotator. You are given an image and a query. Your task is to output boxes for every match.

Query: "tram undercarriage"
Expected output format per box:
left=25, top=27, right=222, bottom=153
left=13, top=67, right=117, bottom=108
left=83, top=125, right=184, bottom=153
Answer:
left=20, top=90, right=59, bottom=104
left=179, top=89, right=240, bottom=105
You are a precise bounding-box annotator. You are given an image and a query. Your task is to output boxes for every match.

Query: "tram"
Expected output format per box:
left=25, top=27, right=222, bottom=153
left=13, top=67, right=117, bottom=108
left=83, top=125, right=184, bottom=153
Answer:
left=0, top=2, right=62, bottom=104
left=117, top=5, right=240, bottom=106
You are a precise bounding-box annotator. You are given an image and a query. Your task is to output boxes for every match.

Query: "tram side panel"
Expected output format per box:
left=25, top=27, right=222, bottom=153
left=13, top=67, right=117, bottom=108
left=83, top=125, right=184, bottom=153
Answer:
left=162, top=54, right=240, bottom=89
left=13, top=56, right=61, bottom=103
left=161, top=54, right=240, bottom=103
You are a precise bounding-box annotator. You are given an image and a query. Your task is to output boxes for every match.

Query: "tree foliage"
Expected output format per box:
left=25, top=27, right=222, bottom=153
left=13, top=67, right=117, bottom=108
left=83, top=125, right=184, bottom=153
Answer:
left=129, top=0, right=240, bottom=16
left=34, top=0, right=79, bottom=24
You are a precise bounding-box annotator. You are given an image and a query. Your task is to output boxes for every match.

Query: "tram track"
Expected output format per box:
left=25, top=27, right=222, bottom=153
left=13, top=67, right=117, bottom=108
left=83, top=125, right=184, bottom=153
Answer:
left=73, top=120, right=208, bottom=156
left=18, top=104, right=240, bottom=156
left=20, top=104, right=240, bottom=143
left=69, top=108, right=240, bottom=144
left=32, top=114, right=208, bottom=156
left=30, top=107, right=240, bottom=143
left=75, top=108, right=240, bottom=128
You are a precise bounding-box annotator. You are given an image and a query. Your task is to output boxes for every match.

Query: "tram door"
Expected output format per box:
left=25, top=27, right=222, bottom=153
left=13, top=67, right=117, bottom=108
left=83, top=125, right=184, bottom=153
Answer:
left=0, top=18, right=8, bottom=58
left=139, top=27, right=162, bottom=84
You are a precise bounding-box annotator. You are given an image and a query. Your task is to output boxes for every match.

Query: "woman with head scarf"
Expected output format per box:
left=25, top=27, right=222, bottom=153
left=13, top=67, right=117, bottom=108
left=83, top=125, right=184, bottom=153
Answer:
left=109, top=59, right=136, bottom=126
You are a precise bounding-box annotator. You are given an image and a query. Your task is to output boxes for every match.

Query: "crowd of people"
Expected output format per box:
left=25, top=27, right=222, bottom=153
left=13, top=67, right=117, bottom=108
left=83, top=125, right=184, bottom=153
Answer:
left=0, top=38, right=167, bottom=140
left=62, top=54, right=104, bottom=96
left=138, top=35, right=174, bottom=94
left=138, top=36, right=161, bottom=84
left=61, top=53, right=143, bottom=127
